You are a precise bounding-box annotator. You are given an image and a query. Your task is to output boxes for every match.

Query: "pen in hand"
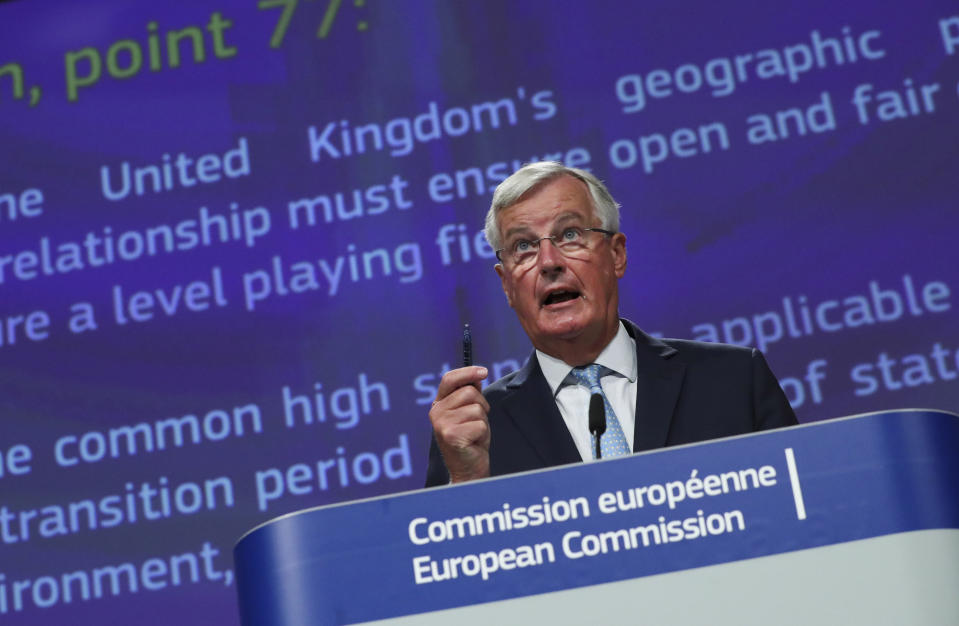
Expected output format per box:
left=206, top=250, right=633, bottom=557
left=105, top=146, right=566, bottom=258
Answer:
left=462, top=323, right=472, bottom=367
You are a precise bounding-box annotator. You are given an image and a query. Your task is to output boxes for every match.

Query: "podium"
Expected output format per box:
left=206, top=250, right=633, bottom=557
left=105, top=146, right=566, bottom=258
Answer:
left=234, top=410, right=959, bottom=625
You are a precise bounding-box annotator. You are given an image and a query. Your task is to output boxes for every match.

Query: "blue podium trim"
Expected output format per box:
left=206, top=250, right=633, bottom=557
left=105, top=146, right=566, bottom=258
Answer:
left=234, top=410, right=959, bottom=625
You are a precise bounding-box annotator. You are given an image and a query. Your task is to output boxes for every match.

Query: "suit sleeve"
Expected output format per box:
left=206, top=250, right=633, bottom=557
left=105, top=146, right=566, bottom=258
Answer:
left=424, top=433, right=450, bottom=487
left=750, top=348, right=799, bottom=430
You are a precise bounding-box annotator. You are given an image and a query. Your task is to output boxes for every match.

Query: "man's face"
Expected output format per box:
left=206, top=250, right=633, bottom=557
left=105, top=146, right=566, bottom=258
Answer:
left=494, top=175, right=627, bottom=362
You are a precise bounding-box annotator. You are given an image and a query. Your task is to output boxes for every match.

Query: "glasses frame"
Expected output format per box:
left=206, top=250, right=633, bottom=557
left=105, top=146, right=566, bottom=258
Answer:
left=495, top=227, right=616, bottom=266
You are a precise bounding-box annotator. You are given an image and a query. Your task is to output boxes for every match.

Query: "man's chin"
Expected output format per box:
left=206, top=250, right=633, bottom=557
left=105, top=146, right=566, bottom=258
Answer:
left=533, top=314, right=589, bottom=342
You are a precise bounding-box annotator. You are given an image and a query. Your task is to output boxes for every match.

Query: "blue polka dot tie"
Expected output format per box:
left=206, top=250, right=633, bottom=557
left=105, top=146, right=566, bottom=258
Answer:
left=570, top=364, right=631, bottom=459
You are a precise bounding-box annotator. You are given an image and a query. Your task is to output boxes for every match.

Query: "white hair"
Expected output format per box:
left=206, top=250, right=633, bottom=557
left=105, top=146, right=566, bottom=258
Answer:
left=484, top=161, right=620, bottom=251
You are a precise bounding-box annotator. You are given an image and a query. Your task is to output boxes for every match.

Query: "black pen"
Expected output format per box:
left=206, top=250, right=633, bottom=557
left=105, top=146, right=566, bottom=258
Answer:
left=462, top=323, right=472, bottom=367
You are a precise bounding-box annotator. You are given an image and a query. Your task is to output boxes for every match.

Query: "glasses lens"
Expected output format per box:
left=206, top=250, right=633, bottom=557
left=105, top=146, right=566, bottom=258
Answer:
left=505, top=228, right=608, bottom=266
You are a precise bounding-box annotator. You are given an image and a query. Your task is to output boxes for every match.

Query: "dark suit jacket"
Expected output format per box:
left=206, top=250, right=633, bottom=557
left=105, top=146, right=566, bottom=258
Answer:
left=425, top=319, right=798, bottom=486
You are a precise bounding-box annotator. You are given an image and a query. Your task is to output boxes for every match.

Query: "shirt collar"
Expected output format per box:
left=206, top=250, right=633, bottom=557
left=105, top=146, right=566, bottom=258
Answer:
left=536, top=321, right=637, bottom=396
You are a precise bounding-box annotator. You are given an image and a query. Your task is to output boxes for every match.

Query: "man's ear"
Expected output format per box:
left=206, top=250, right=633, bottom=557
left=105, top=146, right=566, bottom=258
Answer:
left=494, top=263, right=514, bottom=307
left=610, top=233, right=627, bottom=278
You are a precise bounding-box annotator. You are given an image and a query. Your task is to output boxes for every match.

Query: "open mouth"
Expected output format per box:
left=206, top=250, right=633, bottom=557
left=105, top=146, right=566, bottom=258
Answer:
left=543, top=290, right=580, bottom=306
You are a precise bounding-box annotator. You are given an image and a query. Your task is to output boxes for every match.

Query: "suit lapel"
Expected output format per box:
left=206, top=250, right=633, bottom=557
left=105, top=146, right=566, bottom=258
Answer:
left=500, top=354, right=581, bottom=467
left=623, top=320, right=686, bottom=452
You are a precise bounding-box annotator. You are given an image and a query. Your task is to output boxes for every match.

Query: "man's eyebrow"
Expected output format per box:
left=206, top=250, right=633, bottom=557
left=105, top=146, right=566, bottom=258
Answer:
left=502, top=224, right=535, bottom=242
left=553, top=212, right=588, bottom=226
left=502, top=211, right=591, bottom=243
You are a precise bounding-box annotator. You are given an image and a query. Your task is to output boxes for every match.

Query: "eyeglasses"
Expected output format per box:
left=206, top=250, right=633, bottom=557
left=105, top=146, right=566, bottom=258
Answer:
left=495, top=227, right=616, bottom=267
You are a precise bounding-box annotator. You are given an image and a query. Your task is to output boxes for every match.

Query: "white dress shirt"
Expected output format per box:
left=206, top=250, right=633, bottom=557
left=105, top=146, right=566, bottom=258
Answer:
left=535, top=322, right=638, bottom=461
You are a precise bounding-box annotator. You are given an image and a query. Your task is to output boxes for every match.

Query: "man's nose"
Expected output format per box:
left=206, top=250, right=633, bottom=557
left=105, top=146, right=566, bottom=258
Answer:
left=537, top=238, right=565, bottom=274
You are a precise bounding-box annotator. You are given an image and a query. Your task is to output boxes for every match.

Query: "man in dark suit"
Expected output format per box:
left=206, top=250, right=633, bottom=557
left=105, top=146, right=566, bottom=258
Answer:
left=426, top=162, right=796, bottom=487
